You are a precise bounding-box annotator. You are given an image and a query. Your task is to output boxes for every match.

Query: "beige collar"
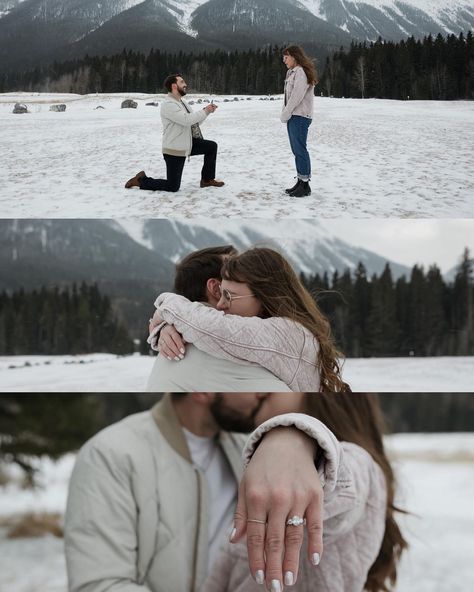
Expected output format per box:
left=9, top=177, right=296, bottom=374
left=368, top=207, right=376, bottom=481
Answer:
left=151, top=394, right=193, bottom=463
left=151, top=394, right=243, bottom=481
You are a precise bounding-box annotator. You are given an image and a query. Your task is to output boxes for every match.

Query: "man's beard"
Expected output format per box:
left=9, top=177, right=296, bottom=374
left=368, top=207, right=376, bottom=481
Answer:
left=178, top=87, right=187, bottom=96
left=210, top=395, right=263, bottom=433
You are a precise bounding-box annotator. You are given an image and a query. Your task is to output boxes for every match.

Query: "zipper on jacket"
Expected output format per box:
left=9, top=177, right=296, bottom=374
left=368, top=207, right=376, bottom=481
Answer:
left=191, top=467, right=202, bottom=592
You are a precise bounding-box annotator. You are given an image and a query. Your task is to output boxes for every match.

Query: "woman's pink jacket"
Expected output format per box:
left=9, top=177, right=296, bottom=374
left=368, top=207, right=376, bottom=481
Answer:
left=155, top=293, right=321, bottom=391
left=205, top=413, right=388, bottom=592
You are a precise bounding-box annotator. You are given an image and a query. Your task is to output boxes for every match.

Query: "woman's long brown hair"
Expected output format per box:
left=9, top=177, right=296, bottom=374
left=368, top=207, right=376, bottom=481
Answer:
left=305, top=393, right=408, bottom=591
left=221, top=247, right=348, bottom=392
left=284, top=45, right=318, bottom=86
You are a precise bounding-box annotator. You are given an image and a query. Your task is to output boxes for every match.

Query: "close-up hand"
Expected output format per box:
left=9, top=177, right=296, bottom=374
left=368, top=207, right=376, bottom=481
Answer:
left=158, top=324, right=186, bottom=361
left=231, top=427, right=323, bottom=590
left=205, top=103, right=218, bottom=114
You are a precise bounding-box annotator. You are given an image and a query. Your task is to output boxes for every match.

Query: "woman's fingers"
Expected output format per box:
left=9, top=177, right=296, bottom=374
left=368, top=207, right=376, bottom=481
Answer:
left=168, top=326, right=186, bottom=356
left=262, top=500, right=288, bottom=591
left=239, top=427, right=324, bottom=588
left=160, top=343, right=177, bottom=360
left=241, top=483, right=267, bottom=586
left=246, top=520, right=267, bottom=586
left=281, top=511, right=306, bottom=586
left=160, top=326, right=185, bottom=360
left=232, top=480, right=267, bottom=586
left=305, top=497, right=323, bottom=567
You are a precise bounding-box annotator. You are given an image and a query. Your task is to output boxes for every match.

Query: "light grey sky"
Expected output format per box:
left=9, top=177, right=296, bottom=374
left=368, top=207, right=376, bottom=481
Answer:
left=323, top=219, right=474, bottom=273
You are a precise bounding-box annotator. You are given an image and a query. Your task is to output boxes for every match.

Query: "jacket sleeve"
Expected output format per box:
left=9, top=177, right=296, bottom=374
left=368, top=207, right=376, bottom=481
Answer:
left=322, top=442, right=387, bottom=541
left=243, top=413, right=387, bottom=539
left=154, top=293, right=313, bottom=386
left=281, top=68, right=311, bottom=122
left=161, top=100, right=208, bottom=127
left=243, top=413, right=342, bottom=491
left=64, top=441, right=153, bottom=592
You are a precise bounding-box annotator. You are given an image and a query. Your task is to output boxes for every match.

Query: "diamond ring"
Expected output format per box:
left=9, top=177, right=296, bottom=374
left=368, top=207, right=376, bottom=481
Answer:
left=286, top=515, right=306, bottom=527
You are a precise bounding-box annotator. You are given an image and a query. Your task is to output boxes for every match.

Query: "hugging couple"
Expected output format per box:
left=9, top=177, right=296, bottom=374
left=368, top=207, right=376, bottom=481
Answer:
left=146, top=245, right=348, bottom=393
left=65, top=393, right=408, bottom=592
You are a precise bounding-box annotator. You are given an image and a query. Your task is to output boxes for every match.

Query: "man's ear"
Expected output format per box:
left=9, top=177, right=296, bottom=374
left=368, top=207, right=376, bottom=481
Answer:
left=206, top=278, right=221, bottom=304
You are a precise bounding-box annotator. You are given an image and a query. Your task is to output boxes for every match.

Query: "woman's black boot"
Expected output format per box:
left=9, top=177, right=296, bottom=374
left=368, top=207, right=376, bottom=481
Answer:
left=291, top=181, right=311, bottom=197
left=285, top=179, right=301, bottom=194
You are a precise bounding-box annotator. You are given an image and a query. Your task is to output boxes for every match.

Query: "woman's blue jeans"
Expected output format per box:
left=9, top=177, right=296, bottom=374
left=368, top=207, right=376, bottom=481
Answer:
left=287, top=115, right=312, bottom=180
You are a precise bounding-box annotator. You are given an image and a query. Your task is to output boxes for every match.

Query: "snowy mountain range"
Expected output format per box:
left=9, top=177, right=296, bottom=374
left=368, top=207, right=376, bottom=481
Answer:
left=0, top=0, right=472, bottom=71
left=0, top=218, right=410, bottom=291
left=1, top=218, right=457, bottom=337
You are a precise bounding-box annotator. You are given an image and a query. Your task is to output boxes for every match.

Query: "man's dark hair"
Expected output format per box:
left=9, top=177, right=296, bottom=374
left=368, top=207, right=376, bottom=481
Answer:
left=164, top=74, right=183, bottom=92
left=174, top=246, right=237, bottom=302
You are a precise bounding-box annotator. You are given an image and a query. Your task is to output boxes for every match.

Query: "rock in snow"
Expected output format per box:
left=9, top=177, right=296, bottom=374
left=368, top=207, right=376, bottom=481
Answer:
left=121, top=99, right=138, bottom=109
left=13, top=103, right=28, bottom=114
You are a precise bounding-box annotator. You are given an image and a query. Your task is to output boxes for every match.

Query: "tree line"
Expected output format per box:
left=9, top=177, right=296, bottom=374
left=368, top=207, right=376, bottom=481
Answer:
left=1, top=32, right=472, bottom=99
left=0, top=250, right=472, bottom=357
left=303, top=248, right=473, bottom=357
left=0, top=47, right=286, bottom=95
left=0, top=283, right=134, bottom=355
left=320, top=32, right=474, bottom=100
left=1, top=394, right=473, bottom=480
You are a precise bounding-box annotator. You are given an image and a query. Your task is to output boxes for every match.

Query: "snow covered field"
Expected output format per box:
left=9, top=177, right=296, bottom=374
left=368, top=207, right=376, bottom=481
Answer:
left=1, top=93, right=473, bottom=218
left=0, top=434, right=473, bottom=592
left=0, top=353, right=473, bottom=392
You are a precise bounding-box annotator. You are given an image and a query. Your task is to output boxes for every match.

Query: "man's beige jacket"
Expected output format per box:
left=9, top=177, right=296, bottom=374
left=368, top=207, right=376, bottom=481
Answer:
left=161, top=95, right=209, bottom=157
left=64, top=395, right=245, bottom=592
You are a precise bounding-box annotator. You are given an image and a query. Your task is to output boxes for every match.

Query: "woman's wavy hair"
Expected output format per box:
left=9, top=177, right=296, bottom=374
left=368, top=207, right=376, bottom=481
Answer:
left=284, top=45, right=318, bottom=86
left=305, top=393, right=408, bottom=592
left=221, top=247, right=348, bottom=392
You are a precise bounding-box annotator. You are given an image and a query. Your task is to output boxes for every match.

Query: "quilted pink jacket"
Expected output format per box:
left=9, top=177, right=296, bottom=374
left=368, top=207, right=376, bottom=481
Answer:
left=154, top=293, right=321, bottom=391
left=204, top=413, right=388, bottom=592
left=281, top=65, right=314, bottom=123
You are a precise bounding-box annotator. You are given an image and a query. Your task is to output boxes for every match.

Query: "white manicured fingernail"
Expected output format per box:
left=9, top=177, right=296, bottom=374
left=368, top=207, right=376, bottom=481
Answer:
left=167, top=356, right=172, bottom=361
left=255, top=570, right=265, bottom=585
left=270, top=581, right=281, bottom=592
left=179, top=354, right=184, bottom=360
left=180, top=348, right=185, bottom=354
left=284, top=571, right=294, bottom=585
left=229, top=527, right=236, bottom=542
left=312, top=552, right=321, bottom=566
left=174, top=356, right=180, bottom=361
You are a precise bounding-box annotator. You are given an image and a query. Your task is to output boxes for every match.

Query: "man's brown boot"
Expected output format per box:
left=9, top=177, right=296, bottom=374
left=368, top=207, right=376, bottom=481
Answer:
left=200, top=179, right=225, bottom=188
left=125, top=171, right=146, bottom=189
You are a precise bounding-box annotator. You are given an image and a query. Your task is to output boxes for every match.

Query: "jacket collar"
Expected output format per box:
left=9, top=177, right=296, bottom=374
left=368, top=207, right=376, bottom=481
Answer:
left=166, top=92, right=185, bottom=104
left=151, top=394, right=193, bottom=463
left=151, top=394, right=243, bottom=481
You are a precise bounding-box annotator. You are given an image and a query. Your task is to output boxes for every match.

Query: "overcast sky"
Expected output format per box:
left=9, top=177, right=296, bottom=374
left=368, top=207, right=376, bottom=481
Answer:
left=323, top=219, right=474, bottom=272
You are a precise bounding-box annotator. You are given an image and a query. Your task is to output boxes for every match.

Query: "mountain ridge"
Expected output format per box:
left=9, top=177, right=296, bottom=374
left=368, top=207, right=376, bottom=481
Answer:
left=1, top=0, right=471, bottom=72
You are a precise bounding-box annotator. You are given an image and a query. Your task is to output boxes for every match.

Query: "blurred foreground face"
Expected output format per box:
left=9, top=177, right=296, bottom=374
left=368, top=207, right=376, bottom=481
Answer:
left=255, top=392, right=306, bottom=425
left=210, top=393, right=269, bottom=432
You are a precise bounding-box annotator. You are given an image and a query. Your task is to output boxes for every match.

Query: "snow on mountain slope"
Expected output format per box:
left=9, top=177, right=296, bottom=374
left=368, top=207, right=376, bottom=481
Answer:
left=300, top=0, right=472, bottom=23
left=118, top=218, right=411, bottom=278
left=299, top=0, right=474, bottom=39
left=0, top=0, right=25, bottom=18
left=164, top=0, right=209, bottom=36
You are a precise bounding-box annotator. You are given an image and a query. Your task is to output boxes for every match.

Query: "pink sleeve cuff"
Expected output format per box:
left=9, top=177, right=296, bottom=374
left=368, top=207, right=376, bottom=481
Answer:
left=243, top=413, right=343, bottom=492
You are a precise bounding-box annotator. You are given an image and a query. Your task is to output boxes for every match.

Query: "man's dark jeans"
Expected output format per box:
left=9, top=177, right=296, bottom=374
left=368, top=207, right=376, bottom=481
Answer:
left=139, top=138, right=218, bottom=192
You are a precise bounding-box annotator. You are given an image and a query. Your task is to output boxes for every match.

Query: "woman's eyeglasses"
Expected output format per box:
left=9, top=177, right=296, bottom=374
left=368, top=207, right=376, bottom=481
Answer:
left=219, top=285, right=255, bottom=306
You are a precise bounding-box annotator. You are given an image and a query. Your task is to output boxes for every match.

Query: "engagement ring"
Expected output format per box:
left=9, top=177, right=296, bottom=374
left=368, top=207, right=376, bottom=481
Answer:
left=286, top=515, right=306, bottom=527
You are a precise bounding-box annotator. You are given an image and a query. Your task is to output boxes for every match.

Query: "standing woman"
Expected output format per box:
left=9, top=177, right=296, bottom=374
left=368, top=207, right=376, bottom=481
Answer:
left=281, top=45, right=317, bottom=198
